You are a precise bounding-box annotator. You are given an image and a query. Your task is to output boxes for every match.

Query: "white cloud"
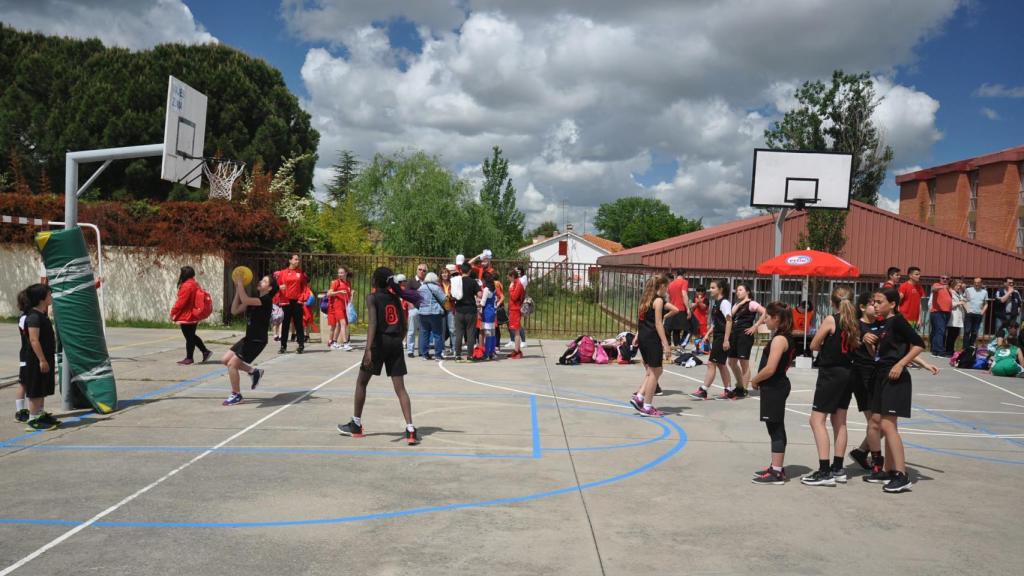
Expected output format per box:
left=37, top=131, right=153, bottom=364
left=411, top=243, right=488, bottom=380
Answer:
left=974, top=83, right=1024, bottom=98
left=980, top=107, right=1000, bottom=120
left=290, top=1, right=959, bottom=228
left=0, top=0, right=216, bottom=50
left=878, top=195, right=900, bottom=213
left=894, top=165, right=923, bottom=176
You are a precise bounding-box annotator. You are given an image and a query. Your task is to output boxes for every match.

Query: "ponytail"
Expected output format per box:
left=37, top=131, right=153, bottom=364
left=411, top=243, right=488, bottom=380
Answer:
left=18, top=284, right=51, bottom=313
left=832, top=287, right=861, bottom=350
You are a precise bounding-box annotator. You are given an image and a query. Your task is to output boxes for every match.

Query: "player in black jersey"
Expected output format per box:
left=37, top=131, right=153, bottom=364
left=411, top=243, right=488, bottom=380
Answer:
left=802, top=287, right=861, bottom=486
left=862, top=288, right=925, bottom=493
left=629, top=275, right=679, bottom=416
left=338, top=267, right=420, bottom=445
left=221, top=274, right=279, bottom=406
left=725, top=282, right=765, bottom=399
left=750, top=302, right=795, bottom=485
left=691, top=279, right=732, bottom=400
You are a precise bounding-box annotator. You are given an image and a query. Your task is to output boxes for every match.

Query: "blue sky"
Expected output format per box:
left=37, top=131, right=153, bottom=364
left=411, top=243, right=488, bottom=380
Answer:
left=3, top=0, right=1021, bottom=226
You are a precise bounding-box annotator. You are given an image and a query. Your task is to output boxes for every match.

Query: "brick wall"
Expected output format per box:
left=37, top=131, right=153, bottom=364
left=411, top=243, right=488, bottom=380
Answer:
left=976, top=162, right=1017, bottom=252
left=899, top=181, right=927, bottom=223
left=933, top=172, right=966, bottom=234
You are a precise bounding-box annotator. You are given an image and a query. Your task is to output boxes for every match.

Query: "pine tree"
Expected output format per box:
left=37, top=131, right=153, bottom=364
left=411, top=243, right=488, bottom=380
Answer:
left=327, top=150, right=360, bottom=205
left=479, top=146, right=525, bottom=254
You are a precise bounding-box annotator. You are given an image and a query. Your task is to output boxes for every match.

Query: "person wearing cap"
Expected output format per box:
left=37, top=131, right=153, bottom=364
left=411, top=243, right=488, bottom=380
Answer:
left=469, top=250, right=495, bottom=281
left=404, top=265, right=427, bottom=358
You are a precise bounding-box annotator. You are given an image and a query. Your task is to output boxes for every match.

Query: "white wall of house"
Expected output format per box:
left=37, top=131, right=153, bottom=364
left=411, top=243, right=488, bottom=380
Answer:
left=519, top=233, right=609, bottom=265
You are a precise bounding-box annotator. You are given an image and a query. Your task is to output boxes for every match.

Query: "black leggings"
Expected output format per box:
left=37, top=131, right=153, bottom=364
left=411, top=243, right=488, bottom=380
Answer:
left=669, top=328, right=689, bottom=346
left=944, top=326, right=961, bottom=355
left=180, top=323, right=209, bottom=361
left=766, top=421, right=787, bottom=453
left=280, top=300, right=305, bottom=348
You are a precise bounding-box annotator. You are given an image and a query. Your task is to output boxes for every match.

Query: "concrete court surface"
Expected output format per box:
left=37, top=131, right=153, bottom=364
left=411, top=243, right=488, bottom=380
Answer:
left=1, top=327, right=1023, bottom=576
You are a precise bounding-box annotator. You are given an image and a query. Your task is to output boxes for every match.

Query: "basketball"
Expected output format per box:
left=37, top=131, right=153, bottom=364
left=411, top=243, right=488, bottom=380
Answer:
left=232, top=265, right=253, bottom=285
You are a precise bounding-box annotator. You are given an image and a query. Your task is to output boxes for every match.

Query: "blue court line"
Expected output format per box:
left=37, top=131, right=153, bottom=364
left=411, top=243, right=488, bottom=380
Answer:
left=0, top=367, right=227, bottom=449
left=913, top=404, right=1024, bottom=449
left=0, top=408, right=688, bottom=529
left=531, top=395, right=541, bottom=458
left=905, top=442, right=1024, bottom=465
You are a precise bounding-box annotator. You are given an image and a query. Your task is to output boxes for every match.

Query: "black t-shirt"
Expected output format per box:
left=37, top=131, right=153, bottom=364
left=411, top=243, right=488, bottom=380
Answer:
left=20, top=309, right=55, bottom=365
left=371, top=290, right=405, bottom=340
left=816, top=313, right=853, bottom=368
left=245, top=290, right=277, bottom=343
left=852, top=319, right=879, bottom=366
left=454, top=277, right=480, bottom=313
left=874, top=314, right=925, bottom=366
left=638, top=298, right=661, bottom=341
left=995, top=288, right=1022, bottom=319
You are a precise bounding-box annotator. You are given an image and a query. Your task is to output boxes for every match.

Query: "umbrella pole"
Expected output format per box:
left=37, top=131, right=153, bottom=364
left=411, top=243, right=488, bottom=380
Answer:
left=803, top=276, right=809, bottom=354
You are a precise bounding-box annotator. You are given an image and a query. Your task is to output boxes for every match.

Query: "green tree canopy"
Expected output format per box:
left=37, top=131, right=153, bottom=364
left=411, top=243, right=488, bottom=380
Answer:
left=0, top=25, right=319, bottom=200
left=764, top=70, right=894, bottom=254
left=594, top=197, right=702, bottom=248
left=479, top=146, right=525, bottom=254
left=326, top=149, right=359, bottom=205
left=528, top=220, right=559, bottom=239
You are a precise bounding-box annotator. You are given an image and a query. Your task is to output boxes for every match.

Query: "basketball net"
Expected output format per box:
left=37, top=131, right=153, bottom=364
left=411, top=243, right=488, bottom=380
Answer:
left=202, top=159, right=245, bottom=201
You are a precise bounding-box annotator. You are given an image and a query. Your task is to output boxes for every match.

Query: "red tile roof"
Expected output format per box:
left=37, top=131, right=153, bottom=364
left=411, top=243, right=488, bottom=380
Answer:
left=583, top=234, right=624, bottom=253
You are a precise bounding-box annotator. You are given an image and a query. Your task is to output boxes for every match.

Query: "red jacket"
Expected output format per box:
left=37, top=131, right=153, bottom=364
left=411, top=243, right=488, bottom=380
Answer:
left=171, top=278, right=202, bottom=323
left=275, top=267, right=309, bottom=302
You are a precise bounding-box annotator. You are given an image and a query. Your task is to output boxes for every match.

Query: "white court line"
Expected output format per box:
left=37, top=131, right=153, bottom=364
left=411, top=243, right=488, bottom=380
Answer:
left=785, top=402, right=1024, bottom=415
left=438, top=362, right=703, bottom=417
left=0, top=361, right=361, bottom=576
left=798, top=424, right=1024, bottom=439
left=1002, top=402, right=1024, bottom=409
left=662, top=368, right=811, bottom=392
left=918, top=393, right=962, bottom=399
left=953, top=368, right=1024, bottom=402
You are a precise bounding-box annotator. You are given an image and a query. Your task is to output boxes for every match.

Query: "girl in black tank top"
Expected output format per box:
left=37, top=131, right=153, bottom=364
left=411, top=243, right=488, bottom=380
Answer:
left=802, top=288, right=861, bottom=486
left=630, top=276, right=679, bottom=417
left=750, top=301, right=795, bottom=485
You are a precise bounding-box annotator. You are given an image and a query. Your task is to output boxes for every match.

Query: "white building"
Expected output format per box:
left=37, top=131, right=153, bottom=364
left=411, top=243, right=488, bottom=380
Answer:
left=518, top=225, right=624, bottom=265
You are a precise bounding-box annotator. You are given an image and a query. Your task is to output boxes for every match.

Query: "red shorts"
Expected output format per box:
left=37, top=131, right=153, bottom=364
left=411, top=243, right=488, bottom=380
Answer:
left=328, top=301, right=348, bottom=325
left=509, top=307, right=522, bottom=331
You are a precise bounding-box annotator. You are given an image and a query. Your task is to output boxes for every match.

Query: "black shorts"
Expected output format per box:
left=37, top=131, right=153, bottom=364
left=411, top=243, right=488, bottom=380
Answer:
left=812, top=366, right=852, bottom=414
left=871, top=365, right=912, bottom=418
left=709, top=333, right=727, bottom=365
left=759, top=378, right=791, bottom=423
left=364, top=334, right=408, bottom=378
left=665, top=312, right=688, bottom=331
left=230, top=338, right=267, bottom=364
left=638, top=337, right=664, bottom=368
left=728, top=332, right=754, bottom=360
left=19, top=361, right=56, bottom=398
left=849, top=364, right=874, bottom=413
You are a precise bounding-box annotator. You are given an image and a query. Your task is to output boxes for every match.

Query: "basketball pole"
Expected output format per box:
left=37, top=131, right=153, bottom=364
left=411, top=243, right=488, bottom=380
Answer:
left=61, top=143, right=163, bottom=411
left=771, top=207, right=789, bottom=302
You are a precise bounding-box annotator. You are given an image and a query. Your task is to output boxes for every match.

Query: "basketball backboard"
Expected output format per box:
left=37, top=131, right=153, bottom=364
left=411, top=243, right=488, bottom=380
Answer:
left=161, top=76, right=207, bottom=188
left=750, top=149, right=853, bottom=210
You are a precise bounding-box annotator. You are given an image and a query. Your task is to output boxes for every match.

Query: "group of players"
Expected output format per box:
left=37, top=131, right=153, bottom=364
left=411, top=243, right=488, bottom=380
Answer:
left=628, top=273, right=928, bottom=493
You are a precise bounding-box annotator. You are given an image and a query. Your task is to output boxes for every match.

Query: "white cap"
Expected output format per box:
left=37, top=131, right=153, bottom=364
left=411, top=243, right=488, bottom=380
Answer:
left=445, top=264, right=456, bottom=272
left=455, top=254, right=465, bottom=265
left=482, top=249, right=493, bottom=260
left=394, top=273, right=407, bottom=282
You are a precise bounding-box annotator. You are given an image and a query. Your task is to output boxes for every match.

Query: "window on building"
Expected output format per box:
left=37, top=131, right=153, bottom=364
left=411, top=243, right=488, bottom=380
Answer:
left=927, top=180, right=936, bottom=218
left=968, top=218, right=976, bottom=241
left=1019, top=162, right=1023, bottom=204
left=1018, top=217, right=1024, bottom=254
left=969, top=171, right=978, bottom=213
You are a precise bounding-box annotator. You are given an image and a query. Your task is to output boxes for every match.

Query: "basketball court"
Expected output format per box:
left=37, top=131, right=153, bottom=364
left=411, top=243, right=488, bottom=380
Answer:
left=1, top=327, right=1023, bottom=575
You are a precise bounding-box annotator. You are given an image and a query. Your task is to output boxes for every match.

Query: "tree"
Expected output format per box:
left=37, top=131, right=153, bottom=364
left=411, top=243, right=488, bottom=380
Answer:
left=528, top=221, right=559, bottom=239
left=594, top=197, right=702, bottom=248
left=321, top=194, right=372, bottom=254
left=764, top=70, right=894, bottom=253
left=326, top=150, right=359, bottom=205
left=479, top=146, right=525, bottom=253
left=0, top=25, right=320, bottom=200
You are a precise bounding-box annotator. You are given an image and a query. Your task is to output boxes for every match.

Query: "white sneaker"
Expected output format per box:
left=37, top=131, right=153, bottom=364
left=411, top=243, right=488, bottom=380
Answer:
left=503, top=341, right=516, bottom=349
left=342, top=344, right=353, bottom=351
left=330, top=342, right=341, bottom=350
left=521, top=341, right=528, bottom=348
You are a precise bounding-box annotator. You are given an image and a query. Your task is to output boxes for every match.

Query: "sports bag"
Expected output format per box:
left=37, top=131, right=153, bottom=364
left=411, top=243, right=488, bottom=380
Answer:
left=346, top=302, right=358, bottom=325
left=594, top=344, right=609, bottom=364
left=521, top=296, right=535, bottom=316
left=578, top=335, right=596, bottom=363
left=450, top=275, right=464, bottom=301
left=320, top=294, right=330, bottom=313
left=955, top=347, right=976, bottom=369
left=192, top=286, right=214, bottom=321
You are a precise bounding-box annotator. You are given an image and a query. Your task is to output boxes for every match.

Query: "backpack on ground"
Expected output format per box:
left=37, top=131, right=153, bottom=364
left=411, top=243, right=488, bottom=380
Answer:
left=578, top=335, right=596, bottom=363
left=521, top=296, right=535, bottom=316
left=594, top=344, right=609, bottom=364
left=193, top=286, right=213, bottom=321
left=972, top=348, right=990, bottom=370
left=952, top=347, right=974, bottom=369
left=617, top=332, right=637, bottom=364
left=471, top=344, right=486, bottom=361
left=558, top=337, right=584, bottom=365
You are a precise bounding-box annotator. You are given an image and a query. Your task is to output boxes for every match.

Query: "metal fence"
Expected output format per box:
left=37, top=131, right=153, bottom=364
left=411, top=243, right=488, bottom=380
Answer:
left=225, top=251, right=1002, bottom=339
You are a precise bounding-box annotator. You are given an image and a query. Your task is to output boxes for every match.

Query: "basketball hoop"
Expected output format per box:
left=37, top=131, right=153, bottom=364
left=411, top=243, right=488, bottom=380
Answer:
left=202, top=158, right=245, bottom=201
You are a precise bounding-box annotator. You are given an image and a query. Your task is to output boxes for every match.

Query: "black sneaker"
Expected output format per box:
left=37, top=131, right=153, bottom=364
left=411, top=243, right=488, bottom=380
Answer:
left=278, top=346, right=287, bottom=354
left=733, top=387, right=748, bottom=399
left=882, top=471, right=913, bottom=493
left=250, top=368, right=264, bottom=390
left=863, top=467, right=890, bottom=484
left=752, top=467, right=786, bottom=485
left=406, top=427, right=420, bottom=445
left=801, top=469, right=836, bottom=487
left=337, top=420, right=364, bottom=438
left=849, top=448, right=871, bottom=470
left=296, top=347, right=304, bottom=355
left=407, top=352, right=415, bottom=358
left=454, top=356, right=463, bottom=362
left=689, top=387, right=708, bottom=400
left=24, top=414, right=60, bottom=431
left=654, top=385, right=663, bottom=396
left=201, top=349, right=213, bottom=363
left=423, top=354, right=434, bottom=360
left=14, top=409, right=29, bottom=423
left=752, top=465, right=784, bottom=479
left=831, top=466, right=848, bottom=483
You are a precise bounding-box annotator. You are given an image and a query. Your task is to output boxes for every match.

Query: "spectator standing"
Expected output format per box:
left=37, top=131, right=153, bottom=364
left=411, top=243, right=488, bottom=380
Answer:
left=928, top=274, right=952, bottom=356
left=416, top=272, right=447, bottom=360
left=452, top=263, right=481, bottom=360
left=963, top=277, right=989, bottom=349
left=897, top=267, right=926, bottom=329
left=945, top=280, right=965, bottom=355
left=170, top=266, right=212, bottom=365
left=275, top=254, right=310, bottom=354
left=405, top=264, right=427, bottom=357
left=883, top=267, right=901, bottom=289
left=994, top=278, right=1022, bottom=338
left=665, top=270, right=691, bottom=349
left=440, top=265, right=456, bottom=353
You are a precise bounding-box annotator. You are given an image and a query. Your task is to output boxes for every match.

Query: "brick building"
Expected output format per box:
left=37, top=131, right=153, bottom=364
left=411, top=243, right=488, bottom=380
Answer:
left=896, top=145, right=1024, bottom=254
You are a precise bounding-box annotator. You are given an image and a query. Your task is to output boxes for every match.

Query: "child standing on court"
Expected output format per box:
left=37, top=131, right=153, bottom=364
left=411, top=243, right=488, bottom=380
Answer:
left=692, top=280, right=732, bottom=399
left=327, top=266, right=353, bottom=350
left=630, top=275, right=678, bottom=416
left=220, top=274, right=278, bottom=406
left=18, top=284, right=60, bottom=430
left=750, top=302, right=794, bottom=485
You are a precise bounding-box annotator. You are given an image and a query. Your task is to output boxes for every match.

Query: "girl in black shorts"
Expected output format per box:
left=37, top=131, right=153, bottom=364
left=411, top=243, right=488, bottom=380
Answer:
left=338, top=267, right=420, bottom=445
left=691, top=279, right=732, bottom=400
left=630, top=275, right=679, bottom=417
left=725, top=282, right=765, bottom=400
left=802, top=287, right=861, bottom=486
left=17, top=284, right=60, bottom=431
left=220, top=274, right=279, bottom=406
left=862, top=288, right=924, bottom=493
left=750, top=302, right=794, bottom=485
